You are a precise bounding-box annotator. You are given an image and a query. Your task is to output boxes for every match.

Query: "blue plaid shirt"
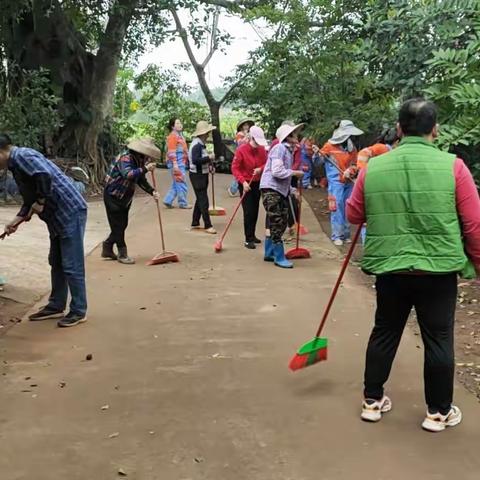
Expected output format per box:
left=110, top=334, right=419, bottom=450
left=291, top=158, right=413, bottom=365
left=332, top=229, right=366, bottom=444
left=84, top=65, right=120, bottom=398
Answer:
left=8, top=147, right=87, bottom=236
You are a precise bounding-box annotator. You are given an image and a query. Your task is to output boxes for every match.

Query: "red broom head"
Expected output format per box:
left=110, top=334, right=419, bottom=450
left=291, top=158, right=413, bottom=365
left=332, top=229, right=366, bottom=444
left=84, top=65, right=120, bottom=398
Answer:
left=214, top=241, right=223, bottom=253
left=289, top=347, right=327, bottom=371
left=286, top=247, right=311, bottom=260
left=289, top=337, right=328, bottom=371
left=209, top=207, right=227, bottom=216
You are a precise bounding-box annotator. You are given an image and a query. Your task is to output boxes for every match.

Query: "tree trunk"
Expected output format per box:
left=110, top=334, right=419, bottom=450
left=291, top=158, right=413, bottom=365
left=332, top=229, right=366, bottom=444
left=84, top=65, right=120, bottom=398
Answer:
left=208, top=101, right=224, bottom=158
left=81, top=0, right=138, bottom=184
left=4, top=0, right=138, bottom=187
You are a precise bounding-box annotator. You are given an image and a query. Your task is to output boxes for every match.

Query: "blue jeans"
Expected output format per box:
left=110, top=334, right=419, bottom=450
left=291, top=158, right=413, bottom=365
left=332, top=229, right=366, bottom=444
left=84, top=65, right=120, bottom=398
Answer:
left=326, top=163, right=353, bottom=241
left=302, top=157, right=313, bottom=188
left=229, top=179, right=239, bottom=195
left=164, top=163, right=188, bottom=207
left=48, top=210, right=87, bottom=316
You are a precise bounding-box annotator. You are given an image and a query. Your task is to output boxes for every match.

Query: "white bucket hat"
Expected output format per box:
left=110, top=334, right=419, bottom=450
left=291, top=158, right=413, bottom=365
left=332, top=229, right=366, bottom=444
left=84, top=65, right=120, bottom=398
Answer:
left=276, top=123, right=304, bottom=143
left=127, top=137, right=161, bottom=160
left=193, top=121, right=217, bottom=137
left=329, top=120, right=364, bottom=144
left=249, top=126, right=268, bottom=147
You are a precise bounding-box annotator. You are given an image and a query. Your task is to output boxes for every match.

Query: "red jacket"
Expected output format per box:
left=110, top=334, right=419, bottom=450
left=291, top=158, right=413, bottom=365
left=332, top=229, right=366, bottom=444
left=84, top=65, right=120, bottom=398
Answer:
left=232, top=143, right=267, bottom=184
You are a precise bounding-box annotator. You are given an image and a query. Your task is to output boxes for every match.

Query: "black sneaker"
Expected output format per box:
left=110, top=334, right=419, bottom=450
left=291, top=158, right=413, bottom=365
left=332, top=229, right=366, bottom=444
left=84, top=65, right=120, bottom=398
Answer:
left=57, top=313, right=87, bottom=328
left=253, top=237, right=262, bottom=244
left=244, top=241, right=256, bottom=250
left=29, top=306, right=64, bottom=322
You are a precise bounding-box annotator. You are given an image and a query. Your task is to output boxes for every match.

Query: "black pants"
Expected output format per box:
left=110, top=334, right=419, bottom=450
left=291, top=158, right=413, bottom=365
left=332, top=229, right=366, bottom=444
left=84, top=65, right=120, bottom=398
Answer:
left=189, top=172, right=212, bottom=229
left=238, top=181, right=261, bottom=242
left=104, top=191, right=132, bottom=248
left=364, top=273, right=457, bottom=415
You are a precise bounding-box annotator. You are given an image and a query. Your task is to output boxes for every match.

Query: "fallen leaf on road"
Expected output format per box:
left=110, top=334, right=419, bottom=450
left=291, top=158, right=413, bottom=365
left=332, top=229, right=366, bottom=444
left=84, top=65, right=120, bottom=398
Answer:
left=109, top=432, right=120, bottom=438
left=85, top=354, right=93, bottom=361
left=59, top=382, right=66, bottom=388
left=194, top=457, right=204, bottom=464
left=149, top=431, right=155, bottom=435
left=457, top=363, right=465, bottom=367
left=140, top=307, right=147, bottom=310
left=118, top=468, right=127, bottom=476
left=101, top=405, right=110, bottom=411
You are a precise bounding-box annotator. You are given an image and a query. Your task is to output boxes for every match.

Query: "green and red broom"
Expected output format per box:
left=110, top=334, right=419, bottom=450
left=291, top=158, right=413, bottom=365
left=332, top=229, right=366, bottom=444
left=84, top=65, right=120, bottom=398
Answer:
left=289, top=224, right=362, bottom=371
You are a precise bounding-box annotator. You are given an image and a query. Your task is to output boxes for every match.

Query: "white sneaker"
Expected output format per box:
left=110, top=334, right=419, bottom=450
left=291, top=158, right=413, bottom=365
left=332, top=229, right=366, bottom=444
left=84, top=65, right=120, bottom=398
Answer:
left=422, top=406, right=462, bottom=432
left=333, top=239, right=344, bottom=246
left=361, top=396, right=392, bottom=422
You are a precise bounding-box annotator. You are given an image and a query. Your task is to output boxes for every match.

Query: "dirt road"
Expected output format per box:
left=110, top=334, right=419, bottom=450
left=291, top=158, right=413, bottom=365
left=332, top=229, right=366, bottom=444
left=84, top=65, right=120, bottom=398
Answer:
left=0, top=171, right=479, bottom=480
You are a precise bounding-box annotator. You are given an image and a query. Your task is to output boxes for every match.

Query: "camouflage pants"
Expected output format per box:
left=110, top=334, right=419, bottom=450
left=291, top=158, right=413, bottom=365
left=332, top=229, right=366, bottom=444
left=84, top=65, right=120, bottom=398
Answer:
left=262, top=189, right=289, bottom=243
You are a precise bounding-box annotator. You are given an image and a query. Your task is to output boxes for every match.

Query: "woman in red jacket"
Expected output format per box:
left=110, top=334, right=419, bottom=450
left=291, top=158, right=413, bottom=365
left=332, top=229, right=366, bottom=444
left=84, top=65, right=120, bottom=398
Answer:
left=231, top=126, right=268, bottom=249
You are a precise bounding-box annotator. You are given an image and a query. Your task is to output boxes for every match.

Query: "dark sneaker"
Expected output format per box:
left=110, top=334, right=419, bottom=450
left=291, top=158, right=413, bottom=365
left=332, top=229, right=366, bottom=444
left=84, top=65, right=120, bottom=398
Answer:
left=244, top=241, right=256, bottom=250
left=58, top=313, right=87, bottom=328
left=29, top=306, right=64, bottom=322
left=253, top=237, right=262, bottom=244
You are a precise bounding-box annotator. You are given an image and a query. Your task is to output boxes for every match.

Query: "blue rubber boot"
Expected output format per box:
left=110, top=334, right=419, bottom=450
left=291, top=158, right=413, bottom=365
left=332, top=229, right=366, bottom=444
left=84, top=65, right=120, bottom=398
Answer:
left=264, top=237, right=274, bottom=262
left=273, top=242, right=293, bottom=269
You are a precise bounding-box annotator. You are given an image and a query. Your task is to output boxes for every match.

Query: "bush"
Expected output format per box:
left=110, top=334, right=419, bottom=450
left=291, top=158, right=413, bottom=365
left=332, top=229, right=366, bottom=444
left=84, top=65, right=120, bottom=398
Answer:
left=0, top=68, right=62, bottom=149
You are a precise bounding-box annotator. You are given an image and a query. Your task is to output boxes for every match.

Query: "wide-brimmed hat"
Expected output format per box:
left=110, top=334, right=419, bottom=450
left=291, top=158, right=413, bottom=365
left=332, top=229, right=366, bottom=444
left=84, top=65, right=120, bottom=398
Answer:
left=249, top=126, right=268, bottom=147
left=127, top=137, right=161, bottom=160
left=329, top=120, right=364, bottom=144
left=193, top=121, right=217, bottom=137
left=276, top=123, right=304, bottom=143
left=236, top=118, right=255, bottom=132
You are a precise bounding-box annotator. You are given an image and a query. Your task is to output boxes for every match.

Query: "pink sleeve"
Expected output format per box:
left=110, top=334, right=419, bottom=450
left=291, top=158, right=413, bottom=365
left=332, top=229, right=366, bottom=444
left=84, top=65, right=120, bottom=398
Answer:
left=455, top=158, right=480, bottom=273
left=346, top=167, right=366, bottom=224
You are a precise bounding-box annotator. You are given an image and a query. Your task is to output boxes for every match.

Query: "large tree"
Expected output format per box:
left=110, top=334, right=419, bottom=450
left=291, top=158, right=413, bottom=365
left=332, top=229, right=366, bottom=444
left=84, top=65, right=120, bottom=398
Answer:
left=0, top=0, right=256, bottom=184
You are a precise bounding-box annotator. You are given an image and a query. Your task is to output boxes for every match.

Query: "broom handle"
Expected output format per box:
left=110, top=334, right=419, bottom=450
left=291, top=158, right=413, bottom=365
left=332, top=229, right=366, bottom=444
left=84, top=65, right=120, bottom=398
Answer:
left=315, top=223, right=362, bottom=338
left=211, top=169, right=216, bottom=209
left=325, top=156, right=356, bottom=184
left=218, top=178, right=253, bottom=243
left=295, top=184, right=303, bottom=250
left=0, top=218, right=25, bottom=240
left=150, top=171, right=167, bottom=253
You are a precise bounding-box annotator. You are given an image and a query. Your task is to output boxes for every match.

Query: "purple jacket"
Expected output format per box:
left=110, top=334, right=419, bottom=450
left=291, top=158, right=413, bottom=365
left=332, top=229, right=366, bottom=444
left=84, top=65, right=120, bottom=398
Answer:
left=260, top=142, right=294, bottom=197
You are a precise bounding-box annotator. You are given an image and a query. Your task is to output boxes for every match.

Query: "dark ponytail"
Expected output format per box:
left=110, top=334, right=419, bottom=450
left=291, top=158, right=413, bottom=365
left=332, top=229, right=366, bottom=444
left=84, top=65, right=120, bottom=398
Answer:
left=0, top=133, right=12, bottom=149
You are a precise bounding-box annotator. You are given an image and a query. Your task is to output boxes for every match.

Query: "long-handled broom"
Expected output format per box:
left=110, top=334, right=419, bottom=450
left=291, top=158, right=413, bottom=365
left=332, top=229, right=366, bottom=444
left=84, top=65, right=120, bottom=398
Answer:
left=214, top=178, right=253, bottom=253
left=289, top=224, right=362, bottom=371
left=208, top=167, right=226, bottom=216
left=288, top=195, right=309, bottom=236
left=147, top=171, right=179, bottom=265
left=286, top=184, right=311, bottom=260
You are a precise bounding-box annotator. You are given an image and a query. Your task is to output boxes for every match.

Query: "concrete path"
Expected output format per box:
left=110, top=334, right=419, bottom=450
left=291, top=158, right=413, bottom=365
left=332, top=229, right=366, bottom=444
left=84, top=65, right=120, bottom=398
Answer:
left=0, top=199, right=110, bottom=305
left=0, top=171, right=479, bottom=480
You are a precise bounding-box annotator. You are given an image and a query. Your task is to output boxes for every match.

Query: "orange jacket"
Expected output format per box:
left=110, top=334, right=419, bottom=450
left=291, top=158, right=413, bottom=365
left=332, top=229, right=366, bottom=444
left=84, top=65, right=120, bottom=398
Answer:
left=357, top=143, right=390, bottom=170
left=320, top=142, right=357, bottom=182
left=166, top=131, right=188, bottom=166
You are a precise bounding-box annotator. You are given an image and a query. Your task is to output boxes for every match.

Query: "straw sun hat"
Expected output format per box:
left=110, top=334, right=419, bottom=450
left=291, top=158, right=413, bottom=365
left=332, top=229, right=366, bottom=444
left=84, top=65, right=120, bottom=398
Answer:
left=127, top=137, right=161, bottom=160
left=193, top=121, right=217, bottom=137
left=236, top=118, right=255, bottom=132
left=276, top=123, right=305, bottom=143
left=329, top=120, right=364, bottom=144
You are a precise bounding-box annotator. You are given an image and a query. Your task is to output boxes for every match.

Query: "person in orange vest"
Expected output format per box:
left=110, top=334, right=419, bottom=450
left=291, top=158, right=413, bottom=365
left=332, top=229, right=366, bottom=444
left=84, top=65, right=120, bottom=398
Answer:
left=163, top=118, right=191, bottom=209
left=316, top=120, right=364, bottom=246
left=357, top=128, right=400, bottom=171
left=356, top=128, right=400, bottom=243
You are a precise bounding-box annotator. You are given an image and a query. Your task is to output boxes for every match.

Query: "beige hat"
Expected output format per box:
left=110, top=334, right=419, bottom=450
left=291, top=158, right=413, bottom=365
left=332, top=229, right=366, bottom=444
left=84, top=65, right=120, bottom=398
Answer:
left=193, top=121, right=217, bottom=137
left=276, top=123, right=305, bottom=143
left=236, top=118, right=255, bottom=132
left=329, top=120, right=364, bottom=144
left=127, top=137, right=161, bottom=160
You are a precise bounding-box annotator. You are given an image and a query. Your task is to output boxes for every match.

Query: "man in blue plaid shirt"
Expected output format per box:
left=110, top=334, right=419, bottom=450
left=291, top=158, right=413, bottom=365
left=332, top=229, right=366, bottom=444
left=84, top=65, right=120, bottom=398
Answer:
left=0, top=134, right=88, bottom=328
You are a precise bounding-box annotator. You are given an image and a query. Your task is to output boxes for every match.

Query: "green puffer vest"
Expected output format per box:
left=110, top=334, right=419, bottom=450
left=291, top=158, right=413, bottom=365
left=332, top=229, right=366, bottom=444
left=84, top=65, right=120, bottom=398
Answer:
left=362, top=136, right=474, bottom=277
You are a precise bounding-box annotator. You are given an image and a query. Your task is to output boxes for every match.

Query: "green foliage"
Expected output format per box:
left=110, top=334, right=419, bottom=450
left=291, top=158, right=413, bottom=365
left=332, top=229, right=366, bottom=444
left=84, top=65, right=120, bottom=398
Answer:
left=112, top=64, right=209, bottom=149
left=0, top=68, right=62, bottom=149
